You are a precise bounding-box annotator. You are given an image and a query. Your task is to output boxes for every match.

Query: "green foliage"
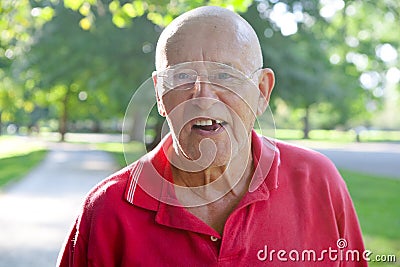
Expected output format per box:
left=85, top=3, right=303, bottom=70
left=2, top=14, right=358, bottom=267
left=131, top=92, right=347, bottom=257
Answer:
left=312, top=0, right=400, bottom=127
left=0, top=0, right=56, bottom=131
left=258, top=0, right=397, bottom=130
left=22, top=2, right=160, bottom=136
left=2, top=0, right=400, bottom=137
left=243, top=3, right=346, bottom=135
left=63, top=0, right=253, bottom=29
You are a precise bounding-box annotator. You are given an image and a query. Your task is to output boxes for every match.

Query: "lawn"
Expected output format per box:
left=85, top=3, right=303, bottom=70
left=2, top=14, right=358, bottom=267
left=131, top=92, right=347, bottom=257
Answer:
left=0, top=136, right=48, bottom=189
left=274, top=129, right=400, bottom=143
left=0, top=150, right=48, bottom=188
left=340, top=170, right=400, bottom=266
left=95, top=141, right=145, bottom=167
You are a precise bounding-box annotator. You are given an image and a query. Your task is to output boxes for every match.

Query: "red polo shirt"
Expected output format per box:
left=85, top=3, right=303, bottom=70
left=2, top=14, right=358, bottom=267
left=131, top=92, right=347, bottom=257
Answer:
left=57, top=131, right=367, bottom=266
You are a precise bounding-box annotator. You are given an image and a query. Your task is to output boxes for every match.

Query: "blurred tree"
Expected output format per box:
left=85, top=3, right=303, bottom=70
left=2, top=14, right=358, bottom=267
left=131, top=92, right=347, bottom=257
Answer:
left=4, top=0, right=399, bottom=140
left=0, top=0, right=30, bottom=134
left=321, top=0, right=400, bottom=129
left=63, top=0, right=253, bottom=29
left=23, top=0, right=252, bottom=141
left=0, top=0, right=54, bottom=134
left=244, top=0, right=399, bottom=137
left=243, top=3, right=340, bottom=138
left=24, top=1, right=159, bottom=140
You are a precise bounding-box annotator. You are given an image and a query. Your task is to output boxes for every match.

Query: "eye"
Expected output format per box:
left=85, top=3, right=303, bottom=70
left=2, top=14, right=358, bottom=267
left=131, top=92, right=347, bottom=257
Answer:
left=175, top=72, right=191, bottom=80
left=171, top=70, right=196, bottom=89
left=217, top=72, right=232, bottom=80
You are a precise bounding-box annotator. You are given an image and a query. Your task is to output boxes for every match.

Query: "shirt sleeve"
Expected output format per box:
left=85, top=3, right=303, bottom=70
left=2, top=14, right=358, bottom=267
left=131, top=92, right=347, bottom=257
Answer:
left=328, top=166, right=368, bottom=267
left=56, top=216, right=89, bottom=267
left=297, top=145, right=368, bottom=267
left=336, top=191, right=368, bottom=266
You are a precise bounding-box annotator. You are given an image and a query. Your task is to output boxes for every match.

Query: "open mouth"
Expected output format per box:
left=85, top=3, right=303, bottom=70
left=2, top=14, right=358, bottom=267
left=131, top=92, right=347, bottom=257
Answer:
left=192, top=119, right=227, bottom=132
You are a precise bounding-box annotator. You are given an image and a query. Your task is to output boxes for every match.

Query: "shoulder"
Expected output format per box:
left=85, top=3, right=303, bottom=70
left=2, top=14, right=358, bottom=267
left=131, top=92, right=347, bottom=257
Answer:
left=74, top=160, right=151, bottom=231
left=275, top=139, right=337, bottom=173
left=272, top=139, right=355, bottom=212
left=81, top=162, right=141, bottom=213
left=273, top=139, right=347, bottom=189
left=275, top=139, right=332, bottom=166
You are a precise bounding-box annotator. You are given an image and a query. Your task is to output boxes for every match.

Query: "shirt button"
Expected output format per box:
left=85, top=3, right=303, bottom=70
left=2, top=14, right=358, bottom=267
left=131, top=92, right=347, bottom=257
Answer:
left=210, top=236, right=218, bottom=242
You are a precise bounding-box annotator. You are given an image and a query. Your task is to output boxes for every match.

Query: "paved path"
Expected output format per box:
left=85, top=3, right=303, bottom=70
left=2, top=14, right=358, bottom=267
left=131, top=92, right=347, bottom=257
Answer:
left=287, top=140, right=400, bottom=179
left=0, top=142, right=118, bottom=267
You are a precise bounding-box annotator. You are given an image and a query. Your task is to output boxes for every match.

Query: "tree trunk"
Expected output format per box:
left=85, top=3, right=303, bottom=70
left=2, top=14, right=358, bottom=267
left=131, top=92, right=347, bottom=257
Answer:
left=303, top=106, right=310, bottom=139
left=59, top=87, right=70, bottom=142
left=93, top=120, right=101, bottom=133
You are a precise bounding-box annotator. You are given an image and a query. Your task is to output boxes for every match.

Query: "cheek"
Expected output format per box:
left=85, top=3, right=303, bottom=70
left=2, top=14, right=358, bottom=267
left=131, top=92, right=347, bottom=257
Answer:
left=162, top=95, right=182, bottom=132
left=162, top=93, right=182, bottom=114
left=220, top=92, right=258, bottom=126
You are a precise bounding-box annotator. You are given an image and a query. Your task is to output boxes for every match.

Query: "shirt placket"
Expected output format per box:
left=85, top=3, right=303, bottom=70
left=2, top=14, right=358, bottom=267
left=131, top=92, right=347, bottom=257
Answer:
left=218, top=184, right=270, bottom=262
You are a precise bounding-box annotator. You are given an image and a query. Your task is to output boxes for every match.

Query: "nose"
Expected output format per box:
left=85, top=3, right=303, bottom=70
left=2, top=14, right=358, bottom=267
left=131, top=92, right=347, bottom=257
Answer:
left=192, top=81, right=218, bottom=110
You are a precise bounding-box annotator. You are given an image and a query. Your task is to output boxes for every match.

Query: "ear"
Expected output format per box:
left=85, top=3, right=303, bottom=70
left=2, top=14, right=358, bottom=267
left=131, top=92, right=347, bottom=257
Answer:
left=256, top=68, right=275, bottom=116
left=152, top=71, right=166, bottom=117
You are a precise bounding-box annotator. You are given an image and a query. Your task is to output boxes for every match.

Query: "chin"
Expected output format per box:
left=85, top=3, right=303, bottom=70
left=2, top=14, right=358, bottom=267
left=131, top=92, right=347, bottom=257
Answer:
left=209, top=154, right=232, bottom=167
left=183, top=139, right=234, bottom=167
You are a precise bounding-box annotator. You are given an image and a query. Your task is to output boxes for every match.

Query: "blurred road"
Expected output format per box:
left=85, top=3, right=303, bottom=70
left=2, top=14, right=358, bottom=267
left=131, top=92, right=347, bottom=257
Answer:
left=0, top=142, right=118, bottom=267
left=288, top=140, right=400, bottom=179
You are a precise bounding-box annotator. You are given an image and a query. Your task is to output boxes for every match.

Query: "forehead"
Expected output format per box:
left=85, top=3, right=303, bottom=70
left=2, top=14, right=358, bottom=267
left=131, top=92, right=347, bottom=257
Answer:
left=160, top=61, right=246, bottom=76
left=157, top=16, right=260, bottom=73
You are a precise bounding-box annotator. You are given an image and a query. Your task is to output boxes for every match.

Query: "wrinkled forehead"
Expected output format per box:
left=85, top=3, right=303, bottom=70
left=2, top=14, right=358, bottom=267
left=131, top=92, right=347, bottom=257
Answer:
left=155, top=13, right=262, bottom=73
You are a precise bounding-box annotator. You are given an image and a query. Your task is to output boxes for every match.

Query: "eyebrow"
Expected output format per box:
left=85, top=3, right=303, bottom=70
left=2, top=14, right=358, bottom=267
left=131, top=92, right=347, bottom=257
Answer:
left=222, top=62, right=233, bottom=67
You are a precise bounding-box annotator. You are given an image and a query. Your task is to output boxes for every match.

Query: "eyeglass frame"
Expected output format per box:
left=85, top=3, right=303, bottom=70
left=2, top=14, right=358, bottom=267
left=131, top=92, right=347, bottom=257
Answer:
left=155, top=61, right=263, bottom=96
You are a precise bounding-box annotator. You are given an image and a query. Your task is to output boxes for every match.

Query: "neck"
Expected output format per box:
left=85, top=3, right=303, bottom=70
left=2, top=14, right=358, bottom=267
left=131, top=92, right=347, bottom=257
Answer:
left=170, top=141, right=254, bottom=206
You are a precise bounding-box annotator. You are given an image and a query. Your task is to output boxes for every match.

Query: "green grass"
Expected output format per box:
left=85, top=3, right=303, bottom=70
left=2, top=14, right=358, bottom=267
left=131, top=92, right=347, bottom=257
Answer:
left=95, top=141, right=145, bottom=167
left=274, top=129, right=400, bottom=143
left=340, top=170, right=400, bottom=266
left=0, top=135, right=48, bottom=189
left=0, top=150, right=48, bottom=188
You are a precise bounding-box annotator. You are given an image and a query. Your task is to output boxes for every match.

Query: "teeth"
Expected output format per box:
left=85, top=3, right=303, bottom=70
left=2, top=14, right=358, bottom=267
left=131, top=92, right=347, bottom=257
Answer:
left=195, top=119, right=213, bottom=126
left=194, top=119, right=225, bottom=126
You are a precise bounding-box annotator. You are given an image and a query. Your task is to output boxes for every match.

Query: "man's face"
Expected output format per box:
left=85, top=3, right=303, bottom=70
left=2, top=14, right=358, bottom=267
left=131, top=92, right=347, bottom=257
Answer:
left=154, top=19, right=268, bottom=169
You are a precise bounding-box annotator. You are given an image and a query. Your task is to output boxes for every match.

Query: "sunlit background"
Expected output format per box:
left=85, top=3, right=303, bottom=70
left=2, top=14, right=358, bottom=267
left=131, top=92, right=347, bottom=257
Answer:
left=0, top=0, right=399, bottom=266
left=1, top=0, right=400, bottom=140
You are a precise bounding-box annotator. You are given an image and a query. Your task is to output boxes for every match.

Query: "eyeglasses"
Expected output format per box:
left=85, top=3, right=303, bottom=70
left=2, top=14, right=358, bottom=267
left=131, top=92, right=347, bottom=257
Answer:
left=156, top=61, right=261, bottom=96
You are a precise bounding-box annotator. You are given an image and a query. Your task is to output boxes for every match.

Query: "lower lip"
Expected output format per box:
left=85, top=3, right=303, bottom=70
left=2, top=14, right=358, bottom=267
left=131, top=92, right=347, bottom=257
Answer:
left=191, top=124, right=226, bottom=136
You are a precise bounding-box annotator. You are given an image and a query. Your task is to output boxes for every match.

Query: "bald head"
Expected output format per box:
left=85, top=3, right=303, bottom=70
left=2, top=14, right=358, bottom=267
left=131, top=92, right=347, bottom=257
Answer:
left=155, top=6, right=263, bottom=74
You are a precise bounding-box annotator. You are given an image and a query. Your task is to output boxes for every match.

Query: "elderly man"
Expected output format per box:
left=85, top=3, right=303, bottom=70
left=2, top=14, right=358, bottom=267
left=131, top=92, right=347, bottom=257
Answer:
left=57, top=6, right=367, bottom=266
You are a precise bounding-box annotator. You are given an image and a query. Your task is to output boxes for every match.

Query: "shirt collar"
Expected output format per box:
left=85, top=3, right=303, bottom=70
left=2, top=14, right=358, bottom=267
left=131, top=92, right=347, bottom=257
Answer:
left=249, top=130, right=280, bottom=193
left=124, top=130, right=280, bottom=211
